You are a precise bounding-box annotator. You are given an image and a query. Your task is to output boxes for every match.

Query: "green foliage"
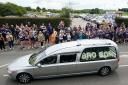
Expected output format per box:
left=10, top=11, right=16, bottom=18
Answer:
left=90, top=8, right=105, bottom=14
left=115, top=17, right=128, bottom=27
left=122, top=12, right=128, bottom=16
left=47, top=9, right=61, bottom=13
left=0, top=17, right=71, bottom=28
left=119, top=8, right=128, bottom=12
left=60, top=8, right=70, bottom=18
left=25, top=7, right=32, bottom=11
left=0, top=2, right=27, bottom=16
left=42, top=8, right=47, bottom=12
left=72, top=8, right=105, bottom=14
left=72, top=9, right=90, bottom=13
left=36, top=6, right=41, bottom=12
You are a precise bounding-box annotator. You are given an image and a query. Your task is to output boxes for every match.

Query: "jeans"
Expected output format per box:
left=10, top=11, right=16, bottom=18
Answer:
left=0, top=40, right=5, bottom=50
left=8, top=41, right=14, bottom=48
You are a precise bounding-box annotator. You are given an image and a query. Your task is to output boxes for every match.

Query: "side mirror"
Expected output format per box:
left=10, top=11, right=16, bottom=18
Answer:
left=37, top=63, right=41, bottom=68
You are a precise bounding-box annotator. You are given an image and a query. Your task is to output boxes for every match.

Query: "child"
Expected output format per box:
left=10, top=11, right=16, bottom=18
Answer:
left=38, top=31, right=45, bottom=46
left=67, top=32, right=71, bottom=42
left=59, top=31, right=64, bottom=43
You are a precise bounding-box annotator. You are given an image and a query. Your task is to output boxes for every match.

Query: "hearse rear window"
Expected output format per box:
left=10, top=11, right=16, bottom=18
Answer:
left=80, top=46, right=117, bottom=62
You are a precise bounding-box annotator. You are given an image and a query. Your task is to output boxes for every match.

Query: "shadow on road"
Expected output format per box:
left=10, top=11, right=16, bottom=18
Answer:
left=4, top=71, right=120, bottom=85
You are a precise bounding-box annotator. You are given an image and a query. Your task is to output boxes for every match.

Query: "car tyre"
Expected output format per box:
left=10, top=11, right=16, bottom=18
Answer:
left=16, top=73, right=32, bottom=83
left=99, top=66, right=111, bottom=76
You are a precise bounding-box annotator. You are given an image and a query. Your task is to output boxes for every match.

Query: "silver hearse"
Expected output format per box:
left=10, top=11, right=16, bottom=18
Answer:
left=7, top=39, right=119, bottom=83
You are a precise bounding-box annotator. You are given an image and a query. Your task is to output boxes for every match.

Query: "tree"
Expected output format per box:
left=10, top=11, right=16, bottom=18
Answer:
left=60, top=7, right=71, bottom=18
left=36, top=6, right=41, bottom=12
left=119, top=8, right=128, bottom=12
left=25, top=7, right=32, bottom=11
left=90, top=8, right=99, bottom=14
left=90, top=8, right=105, bottom=14
left=42, top=8, right=46, bottom=12
left=0, top=2, right=27, bottom=16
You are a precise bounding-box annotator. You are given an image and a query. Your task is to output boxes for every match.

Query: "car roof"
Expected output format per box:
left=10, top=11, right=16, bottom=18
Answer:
left=45, top=39, right=117, bottom=56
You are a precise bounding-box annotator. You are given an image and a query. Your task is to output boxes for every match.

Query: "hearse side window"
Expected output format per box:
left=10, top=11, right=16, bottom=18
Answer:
left=60, top=54, right=76, bottom=63
left=40, top=56, right=57, bottom=65
left=80, top=46, right=117, bottom=62
left=80, top=47, right=98, bottom=62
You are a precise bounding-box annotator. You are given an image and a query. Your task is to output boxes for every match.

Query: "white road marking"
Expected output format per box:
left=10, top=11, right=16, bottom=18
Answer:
left=0, top=52, right=4, bottom=55
left=119, top=65, right=128, bottom=68
left=120, top=55, right=128, bottom=57
left=3, top=75, right=9, bottom=77
left=0, top=64, right=8, bottom=68
left=120, top=52, right=128, bottom=54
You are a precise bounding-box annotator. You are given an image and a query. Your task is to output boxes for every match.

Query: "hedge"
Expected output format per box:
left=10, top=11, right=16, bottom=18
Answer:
left=0, top=17, right=71, bottom=28
left=115, top=17, right=128, bottom=27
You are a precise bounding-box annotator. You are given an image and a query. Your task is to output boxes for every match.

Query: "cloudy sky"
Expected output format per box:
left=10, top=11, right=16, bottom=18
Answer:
left=0, top=0, right=128, bottom=10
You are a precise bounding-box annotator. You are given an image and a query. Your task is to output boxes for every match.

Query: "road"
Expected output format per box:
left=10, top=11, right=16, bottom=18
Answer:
left=71, top=18, right=86, bottom=28
left=0, top=44, right=128, bottom=85
left=71, top=18, right=96, bottom=28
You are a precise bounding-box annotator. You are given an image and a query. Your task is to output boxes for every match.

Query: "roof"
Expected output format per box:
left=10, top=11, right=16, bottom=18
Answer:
left=45, top=39, right=117, bottom=56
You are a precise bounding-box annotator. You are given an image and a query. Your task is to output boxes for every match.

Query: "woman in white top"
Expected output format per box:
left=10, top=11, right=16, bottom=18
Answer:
left=67, top=32, right=71, bottom=42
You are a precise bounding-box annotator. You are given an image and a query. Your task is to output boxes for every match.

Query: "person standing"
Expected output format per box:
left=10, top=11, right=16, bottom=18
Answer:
left=6, top=32, right=14, bottom=49
left=37, top=31, right=45, bottom=46
left=29, top=28, right=36, bottom=48
left=44, top=29, right=49, bottom=44
left=78, top=30, right=84, bottom=40
left=67, top=32, right=71, bottom=42
left=49, top=29, right=57, bottom=45
left=59, top=31, right=64, bottom=43
left=71, top=31, right=78, bottom=41
left=10, top=25, right=16, bottom=40
left=0, top=33, right=5, bottom=50
left=24, top=31, right=30, bottom=49
left=19, top=29, right=25, bottom=49
left=63, top=32, right=67, bottom=42
left=1, top=25, right=7, bottom=41
left=47, top=23, right=53, bottom=36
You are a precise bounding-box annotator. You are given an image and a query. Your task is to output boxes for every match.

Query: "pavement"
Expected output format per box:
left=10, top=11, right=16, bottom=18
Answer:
left=0, top=44, right=128, bottom=85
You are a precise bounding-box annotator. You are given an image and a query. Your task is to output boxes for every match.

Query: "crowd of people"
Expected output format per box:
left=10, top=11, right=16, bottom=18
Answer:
left=0, top=20, right=128, bottom=51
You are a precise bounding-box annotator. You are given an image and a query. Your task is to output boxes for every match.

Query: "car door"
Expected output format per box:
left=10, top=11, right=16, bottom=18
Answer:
left=33, top=55, right=58, bottom=78
left=57, top=53, right=77, bottom=75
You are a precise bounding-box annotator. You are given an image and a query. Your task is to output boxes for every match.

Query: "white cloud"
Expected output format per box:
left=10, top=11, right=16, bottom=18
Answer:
left=0, top=0, right=128, bottom=9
